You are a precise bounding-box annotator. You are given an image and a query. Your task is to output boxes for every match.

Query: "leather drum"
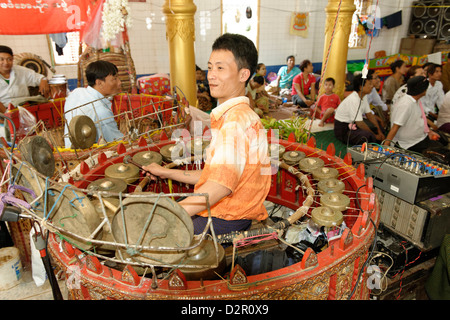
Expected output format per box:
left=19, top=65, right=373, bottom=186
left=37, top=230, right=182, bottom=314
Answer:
left=111, top=194, right=194, bottom=265
left=48, top=77, right=67, bottom=99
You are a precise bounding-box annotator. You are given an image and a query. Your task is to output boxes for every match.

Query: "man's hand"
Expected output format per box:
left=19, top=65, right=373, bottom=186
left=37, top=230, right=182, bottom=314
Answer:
left=142, top=163, right=170, bottom=180
left=428, top=130, right=440, bottom=141
left=39, top=78, right=50, bottom=97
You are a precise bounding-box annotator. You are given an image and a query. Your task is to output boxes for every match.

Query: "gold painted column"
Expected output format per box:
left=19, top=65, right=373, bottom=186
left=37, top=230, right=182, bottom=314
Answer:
left=320, top=0, right=356, bottom=99
left=163, top=0, right=197, bottom=106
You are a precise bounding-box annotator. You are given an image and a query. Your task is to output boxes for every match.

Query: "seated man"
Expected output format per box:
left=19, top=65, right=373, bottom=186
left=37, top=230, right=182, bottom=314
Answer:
left=421, top=63, right=445, bottom=123
left=384, top=76, right=442, bottom=153
left=334, top=74, right=385, bottom=145
left=64, top=60, right=124, bottom=148
left=0, top=45, right=50, bottom=113
left=268, top=55, right=300, bottom=98
left=143, top=33, right=271, bottom=236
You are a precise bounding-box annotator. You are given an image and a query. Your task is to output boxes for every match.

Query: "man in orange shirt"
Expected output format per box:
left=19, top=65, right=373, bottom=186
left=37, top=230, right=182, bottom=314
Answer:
left=143, top=33, right=271, bottom=235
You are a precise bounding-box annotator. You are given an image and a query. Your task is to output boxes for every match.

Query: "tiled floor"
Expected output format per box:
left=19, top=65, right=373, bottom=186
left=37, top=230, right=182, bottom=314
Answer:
left=0, top=267, right=68, bottom=300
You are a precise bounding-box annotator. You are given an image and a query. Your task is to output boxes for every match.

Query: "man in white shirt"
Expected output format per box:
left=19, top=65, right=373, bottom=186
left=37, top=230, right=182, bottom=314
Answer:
left=421, top=63, right=445, bottom=122
left=0, top=45, right=50, bottom=112
left=334, top=74, right=385, bottom=145
left=64, top=60, right=124, bottom=148
left=384, top=76, right=442, bottom=153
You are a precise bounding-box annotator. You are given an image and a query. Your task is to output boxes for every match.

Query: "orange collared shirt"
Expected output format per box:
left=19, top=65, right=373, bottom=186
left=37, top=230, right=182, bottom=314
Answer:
left=195, top=96, right=271, bottom=221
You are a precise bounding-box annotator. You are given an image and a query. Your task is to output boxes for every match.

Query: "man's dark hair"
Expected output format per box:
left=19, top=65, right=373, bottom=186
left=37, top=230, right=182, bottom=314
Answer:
left=426, top=63, right=442, bottom=77
left=390, top=60, right=405, bottom=73
left=253, top=75, right=265, bottom=85
left=286, top=55, right=295, bottom=62
left=0, top=45, right=13, bottom=56
left=325, top=77, right=335, bottom=85
left=353, top=73, right=373, bottom=92
left=299, top=59, right=311, bottom=72
left=212, top=33, right=258, bottom=86
left=86, top=61, right=119, bottom=87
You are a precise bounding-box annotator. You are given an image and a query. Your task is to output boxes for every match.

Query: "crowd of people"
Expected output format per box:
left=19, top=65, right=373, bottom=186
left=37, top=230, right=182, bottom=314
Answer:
left=256, top=55, right=450, bottom=156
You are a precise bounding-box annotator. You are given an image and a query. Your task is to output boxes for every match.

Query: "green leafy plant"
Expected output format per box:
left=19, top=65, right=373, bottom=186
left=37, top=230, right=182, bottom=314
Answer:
left=260, top=115, right=310, bottom=143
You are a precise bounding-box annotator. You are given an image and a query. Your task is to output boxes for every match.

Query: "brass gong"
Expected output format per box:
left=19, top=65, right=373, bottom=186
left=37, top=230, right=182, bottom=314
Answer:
left=111, top=194, right=194, bottom=265
left=320, top=192, right=350, bottom=212
left=46, top=185, right=101, bottom=251
left=282, top=150, right=306, bottom=165
left=87, top=178, right=128, bottom=195
left=68, top=115, right=97, bottom=149
left=92, top=198, right=120, bottom=253
left=311, top=206, right=344, bottom=227
left=19, top=135, right=55, bottom=177
left=160, top=144, right=184, bottom=162
left=179, top=239, right=226, bottom=281
left=317, top=178, right=346, bottom=194
left=189, top=138, right=210, bottom=156
left=132, top=151, right=163, bottom=166
left=104, top=163, right=140, bottom=184
left=268, top=144, right=286, bottom=159
left=311, top=167, right=339, bottom=181
left=299, top=157, right=325, bottom=173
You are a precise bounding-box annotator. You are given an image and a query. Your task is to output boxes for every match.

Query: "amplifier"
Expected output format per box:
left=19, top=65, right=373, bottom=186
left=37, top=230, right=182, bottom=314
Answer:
left=375, top=188, right=450, bottom=251
left=348, top=145, right=450, bottom=204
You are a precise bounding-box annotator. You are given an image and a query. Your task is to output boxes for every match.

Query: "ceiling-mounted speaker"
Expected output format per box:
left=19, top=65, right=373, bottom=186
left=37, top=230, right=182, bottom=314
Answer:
left=408, top=1, right=443, bottom=38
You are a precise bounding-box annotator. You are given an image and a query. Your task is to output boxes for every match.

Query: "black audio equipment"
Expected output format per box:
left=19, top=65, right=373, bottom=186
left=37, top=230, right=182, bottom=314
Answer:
left=409, top=1, right=447, bottom=39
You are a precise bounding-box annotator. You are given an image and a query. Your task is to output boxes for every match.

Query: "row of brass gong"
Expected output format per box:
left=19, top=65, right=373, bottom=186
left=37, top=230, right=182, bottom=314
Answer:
left=16, top=124, right=347, bottom=280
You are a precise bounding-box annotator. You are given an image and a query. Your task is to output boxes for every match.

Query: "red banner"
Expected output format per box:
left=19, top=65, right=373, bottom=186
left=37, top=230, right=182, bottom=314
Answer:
left=0, top=1, right=99, bottom=35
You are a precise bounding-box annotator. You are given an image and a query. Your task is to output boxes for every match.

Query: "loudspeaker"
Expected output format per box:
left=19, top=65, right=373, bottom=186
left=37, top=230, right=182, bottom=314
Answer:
left=438, top=5, right=450, bottom=39
left=408, top=1, right=443, bottom=38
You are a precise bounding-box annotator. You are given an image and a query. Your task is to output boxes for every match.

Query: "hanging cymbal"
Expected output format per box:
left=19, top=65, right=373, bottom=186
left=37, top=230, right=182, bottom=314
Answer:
left=19, top=135, right=55, bottom=177
left=268, top=144, right=286, bottom=159
left=311, top=206, right=343, bottom=227
left=111, top=193, right=194, bottom=265
left=104, top=163, right=140, bottom=184
left=189, top=138, right=210, bottom=156
left=87, top=178, right=128, bottom=195
left=299, top=157, right=324, bottom=173
left=320, top=192, right=350, bottom=212
left=179, top=239, right=226, bottom=281
left=311, top=166, right=339, bottom=181
left=317, top=178, right=346, bottom=194
left=68, top=115, right=96, bottom=149
left=160, top=143, right=184, bottom=162
left=132, top=151, right=163, bottom=167
left=282, top=150, right=305, bottom=165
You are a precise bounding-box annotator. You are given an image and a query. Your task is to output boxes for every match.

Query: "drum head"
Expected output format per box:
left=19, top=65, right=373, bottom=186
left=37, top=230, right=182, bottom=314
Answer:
left=111, top=194, right=194, bottom=265
left=68, top=115, right=97, bottom=149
